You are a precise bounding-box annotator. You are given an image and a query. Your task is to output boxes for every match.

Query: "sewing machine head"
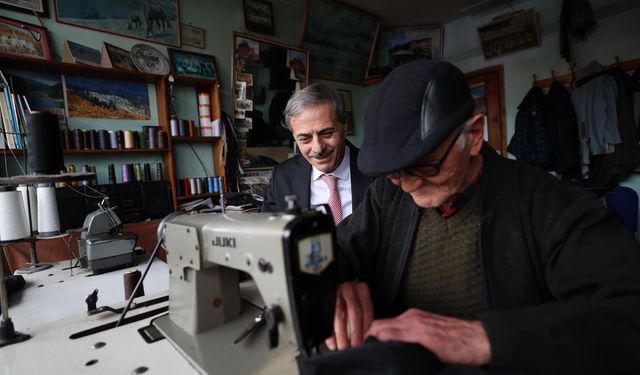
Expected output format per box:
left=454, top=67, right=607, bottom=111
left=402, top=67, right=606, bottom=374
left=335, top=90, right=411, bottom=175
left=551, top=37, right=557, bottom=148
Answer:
left=156, top=207, right=338, bottom=373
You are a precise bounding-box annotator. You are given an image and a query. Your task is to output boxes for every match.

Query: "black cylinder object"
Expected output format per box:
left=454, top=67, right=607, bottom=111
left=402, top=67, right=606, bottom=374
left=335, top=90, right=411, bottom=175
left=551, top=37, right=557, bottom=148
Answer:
left=26, top=112, right=65, bottom=174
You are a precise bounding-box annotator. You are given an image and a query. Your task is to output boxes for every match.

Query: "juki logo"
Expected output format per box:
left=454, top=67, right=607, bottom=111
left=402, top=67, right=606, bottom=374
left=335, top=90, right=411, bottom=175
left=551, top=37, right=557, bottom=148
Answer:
left=212, top=236, right=236, bottom=248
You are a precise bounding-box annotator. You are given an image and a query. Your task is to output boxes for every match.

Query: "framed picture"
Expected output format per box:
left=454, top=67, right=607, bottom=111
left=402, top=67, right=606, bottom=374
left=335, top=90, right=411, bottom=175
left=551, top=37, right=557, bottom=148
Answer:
left=101, top=42, right=137, bottom=72
left=301, top=0, right=380, bottom=84
left=368, top=25, right=443, bottom=78
left=180, top=23, right=205, bottom=49
left=0, top=16, right=50, bottom=60
left=168, top=48, right=219, bottom=81
left=243, top=0, right=274, bottom=35
left=477, top=9, right=540, bottom=60
left=337, top=89, right=355, bottom=135
left=0, top=0, right=47, bottom=16
left=55, top=0, right=181, bottom=47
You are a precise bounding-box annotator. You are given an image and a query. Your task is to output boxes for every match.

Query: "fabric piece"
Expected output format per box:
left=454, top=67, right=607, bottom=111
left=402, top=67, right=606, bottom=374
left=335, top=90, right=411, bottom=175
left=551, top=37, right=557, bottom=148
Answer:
left=544, top=81, right=581, bottom=178
left=507, top=86, right=553, bottom=168
left=321, top=174, right=342, bottom=224
left=401, top=188, right=484, bottom=320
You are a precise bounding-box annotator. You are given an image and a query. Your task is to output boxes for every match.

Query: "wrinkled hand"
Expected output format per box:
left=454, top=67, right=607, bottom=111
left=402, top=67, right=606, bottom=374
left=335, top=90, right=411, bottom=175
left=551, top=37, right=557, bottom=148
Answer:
left=366, top=308, right=491, bottom=366
left=325, top=281, right=374, bottom=351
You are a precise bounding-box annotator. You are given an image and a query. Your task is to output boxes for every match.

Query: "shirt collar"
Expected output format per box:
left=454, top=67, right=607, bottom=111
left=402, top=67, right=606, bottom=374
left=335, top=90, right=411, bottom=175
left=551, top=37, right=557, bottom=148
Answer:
left=312, top=145, right=351, bottom=181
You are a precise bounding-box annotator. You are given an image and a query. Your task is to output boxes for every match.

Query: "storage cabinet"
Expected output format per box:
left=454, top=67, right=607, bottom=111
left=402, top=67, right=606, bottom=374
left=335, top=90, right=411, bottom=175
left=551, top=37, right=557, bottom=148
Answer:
left=0, top=52, right=225, bottom=211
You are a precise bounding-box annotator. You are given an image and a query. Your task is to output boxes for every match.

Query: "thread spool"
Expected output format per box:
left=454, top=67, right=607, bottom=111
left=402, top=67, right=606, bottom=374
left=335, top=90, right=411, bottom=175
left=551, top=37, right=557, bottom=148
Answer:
left=82, top=130, right=91, bottom=150
left=123, top=269, right=145, bottom=300
left=89, top=129, right=98, bottom=149
left=189, top=178, right=197, bottom=195
left=0, top=190, right=31, bottom=241
left=156, top=162, right=164, bottom=181
left=213, top=176, right=219, bottom=192
left=157, top=131, right=168, bottom=149
left=91, top=165, right=98, bottom=185
left=80, top=165, right=91, bottom=185
left=109, top=131, right=118, bottom=149
left=37, top=186, right=60, bottom=237
left=137, top=130, right=146, bottom=149
left=170, top=116, right=179, bottom=136
left=198, top=93, right=212, bottom=136
left=123, top=130, right=135, bottom=149
left=218, top=176, right=224, bottom=193
left=25, top=112, right=65, bottom=174
left=121, top=164, right=134, bottom=183
left=178, top=119, right=188, bottom=136
left=108, top=164, right=116, bottom=184
left=208, top=177, right=215, bottom=193
left=133, top=163, right=142, bottom=182
left=17, top=185, right=38, bottom=233
left=182, top=178, right=191, bottom=196
left=188, top=120, right=195, bottom=136
left=146, top=126, right=158, bottom=149
left=116, top=130, right=124, bottom=149
left=211, top=119, right=221, bottom=137
left=67, top=164, right=77, bottom=187
left=98, top=130, right=110, bottom=149
left=143, top=163, right=151, bottom=182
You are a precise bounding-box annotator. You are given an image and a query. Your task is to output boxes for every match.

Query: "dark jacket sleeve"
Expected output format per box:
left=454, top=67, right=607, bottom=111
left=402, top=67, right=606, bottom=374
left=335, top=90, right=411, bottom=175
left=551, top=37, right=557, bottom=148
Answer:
left=479, top=161, right=640, bottom=374
left=261, top=166, right=283, bottom=212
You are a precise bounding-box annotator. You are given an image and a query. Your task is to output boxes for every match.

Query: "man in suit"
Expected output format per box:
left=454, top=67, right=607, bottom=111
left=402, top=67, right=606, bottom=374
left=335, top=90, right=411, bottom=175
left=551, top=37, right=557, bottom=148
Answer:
left=261, top=83, right=374, bottom=222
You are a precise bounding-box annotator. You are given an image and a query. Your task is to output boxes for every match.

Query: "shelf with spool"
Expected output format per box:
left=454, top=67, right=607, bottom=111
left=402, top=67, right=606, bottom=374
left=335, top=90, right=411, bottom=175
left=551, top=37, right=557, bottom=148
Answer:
left=1, top=148, right=169, bottom=155
left=0, top=52, right=227, bottom=211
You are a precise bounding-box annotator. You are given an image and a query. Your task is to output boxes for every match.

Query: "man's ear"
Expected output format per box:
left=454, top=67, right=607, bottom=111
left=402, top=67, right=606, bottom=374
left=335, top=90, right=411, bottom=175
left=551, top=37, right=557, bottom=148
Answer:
left=467, top=113, right=485, bottom=156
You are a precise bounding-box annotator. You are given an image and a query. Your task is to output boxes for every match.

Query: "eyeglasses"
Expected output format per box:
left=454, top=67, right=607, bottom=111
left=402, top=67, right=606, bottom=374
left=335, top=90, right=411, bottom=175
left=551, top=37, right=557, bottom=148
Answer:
left=387, top=129, right=463, bottom=180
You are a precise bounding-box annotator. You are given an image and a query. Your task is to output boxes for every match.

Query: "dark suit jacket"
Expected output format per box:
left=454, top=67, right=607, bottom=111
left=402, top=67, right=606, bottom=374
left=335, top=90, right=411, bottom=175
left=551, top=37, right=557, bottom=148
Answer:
left=261, top=141, right=374, bottom=213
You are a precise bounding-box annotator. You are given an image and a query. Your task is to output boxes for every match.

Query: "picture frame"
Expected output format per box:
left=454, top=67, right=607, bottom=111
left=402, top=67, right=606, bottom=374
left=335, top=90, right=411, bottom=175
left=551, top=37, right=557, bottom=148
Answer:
left=337, top=89, right=355, bottom=136
left=100, top=42, right=137, bottom=72
left=180, top=23, right=205, bottom=49
left=168, top=48, right=219, bottom=81
left=0, top=16, right=50, bottom=60
left=367, top=25, right=443, bottom=78
left=243, top=0, right=274, bottom=35
left=0, top=0, right=47, bottom=17
left=477, top=9, right=541, bottom=60
left=55, top=0, right=181, bottom=47
left=301, top=0, right=380, bottom=84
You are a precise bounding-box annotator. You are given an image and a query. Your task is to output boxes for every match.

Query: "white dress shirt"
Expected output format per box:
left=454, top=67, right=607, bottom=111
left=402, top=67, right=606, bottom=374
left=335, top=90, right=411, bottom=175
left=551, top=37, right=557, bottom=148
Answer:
left=310, top=146, right=353, bottom=218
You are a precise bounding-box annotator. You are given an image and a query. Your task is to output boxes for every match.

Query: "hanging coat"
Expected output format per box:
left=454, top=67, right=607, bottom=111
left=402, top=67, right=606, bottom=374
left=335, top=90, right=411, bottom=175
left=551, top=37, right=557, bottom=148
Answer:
left=508, top=86, right=553, bottom=168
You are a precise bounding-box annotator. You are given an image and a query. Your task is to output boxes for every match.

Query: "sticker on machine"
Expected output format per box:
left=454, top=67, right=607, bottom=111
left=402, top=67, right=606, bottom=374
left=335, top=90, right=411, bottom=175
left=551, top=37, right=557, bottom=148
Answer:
left=298, top=233, right=333, bottom=275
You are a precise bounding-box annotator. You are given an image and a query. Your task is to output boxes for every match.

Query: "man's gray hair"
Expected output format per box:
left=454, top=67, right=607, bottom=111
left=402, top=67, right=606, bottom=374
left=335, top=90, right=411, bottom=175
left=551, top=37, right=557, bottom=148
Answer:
left=283, top=83, right=347, bottom=129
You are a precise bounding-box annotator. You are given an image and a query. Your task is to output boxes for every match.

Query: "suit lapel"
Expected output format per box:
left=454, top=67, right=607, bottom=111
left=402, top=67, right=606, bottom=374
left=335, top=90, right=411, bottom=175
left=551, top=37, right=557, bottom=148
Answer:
left=293, top=156, right=312, bottom=208
left=347, top=141, right=370, bottom=207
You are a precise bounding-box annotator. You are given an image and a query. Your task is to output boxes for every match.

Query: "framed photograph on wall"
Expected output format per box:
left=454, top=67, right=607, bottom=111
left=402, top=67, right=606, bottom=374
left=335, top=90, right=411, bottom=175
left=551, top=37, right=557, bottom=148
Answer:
left=168, top=48, right=219, bottom=81
left=0, top=16, right=50, bottom=60
left=243, top=0, right=274, bottom=35
left=180, top=23, right=205, bottom=49
left=301, top=0, right=380, bottom=84
left=367, top=25, right=443, bottom=78
left=337, top=89, right=355, bottom=135
left=0, top=0, right=47, bottom=16
left=477, top=9, right=540, bottom=60
left=55, top=0, right=181, bottom=47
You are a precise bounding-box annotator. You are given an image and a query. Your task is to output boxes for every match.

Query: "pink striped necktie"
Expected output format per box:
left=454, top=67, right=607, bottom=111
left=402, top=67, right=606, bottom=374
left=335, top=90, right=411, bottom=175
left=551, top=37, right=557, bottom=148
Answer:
left=320, top=174, right=342, bottom=224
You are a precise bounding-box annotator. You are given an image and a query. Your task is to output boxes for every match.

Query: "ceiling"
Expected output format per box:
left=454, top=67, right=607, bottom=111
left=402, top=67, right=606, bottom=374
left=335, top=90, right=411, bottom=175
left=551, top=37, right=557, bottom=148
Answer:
left=318, top=0, right=507, bottom=27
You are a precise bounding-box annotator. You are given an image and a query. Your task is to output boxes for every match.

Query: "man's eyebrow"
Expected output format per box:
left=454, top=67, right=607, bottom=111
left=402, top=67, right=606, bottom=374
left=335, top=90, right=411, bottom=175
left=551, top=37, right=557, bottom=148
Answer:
left=294, top=126, right=336, bottom=138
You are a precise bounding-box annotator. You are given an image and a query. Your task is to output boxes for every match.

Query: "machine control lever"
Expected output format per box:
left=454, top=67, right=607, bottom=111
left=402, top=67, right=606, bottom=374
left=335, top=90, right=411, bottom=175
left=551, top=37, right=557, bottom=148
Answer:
left=265, top=305, right=284, bottom=349
left=233, top=312, right=265, bottom=345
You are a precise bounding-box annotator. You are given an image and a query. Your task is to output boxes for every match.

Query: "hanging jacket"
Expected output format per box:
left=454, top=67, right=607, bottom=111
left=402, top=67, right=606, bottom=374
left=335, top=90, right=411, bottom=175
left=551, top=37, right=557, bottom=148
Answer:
left=508, top=86, right=553, bottom=168
left=544, top=80, right=580, bottom=178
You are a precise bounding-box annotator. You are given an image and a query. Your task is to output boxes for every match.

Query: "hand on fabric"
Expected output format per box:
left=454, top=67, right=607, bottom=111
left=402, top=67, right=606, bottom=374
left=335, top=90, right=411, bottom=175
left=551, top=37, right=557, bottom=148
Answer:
left=366, top=308, right=491, bottom=367
left=325, top=281, right=374, bottom=350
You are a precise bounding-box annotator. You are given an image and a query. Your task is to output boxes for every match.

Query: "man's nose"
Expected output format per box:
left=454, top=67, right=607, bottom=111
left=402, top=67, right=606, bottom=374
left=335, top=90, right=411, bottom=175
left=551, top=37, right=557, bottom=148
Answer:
left=310, top=136, right=324, bottom=153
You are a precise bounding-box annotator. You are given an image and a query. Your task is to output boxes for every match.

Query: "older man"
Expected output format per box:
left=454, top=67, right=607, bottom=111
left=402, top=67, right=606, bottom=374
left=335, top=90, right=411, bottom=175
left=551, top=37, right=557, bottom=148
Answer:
left=261, top=83, right=373, bottom=223
left=324, top=60, right=640, bottom=373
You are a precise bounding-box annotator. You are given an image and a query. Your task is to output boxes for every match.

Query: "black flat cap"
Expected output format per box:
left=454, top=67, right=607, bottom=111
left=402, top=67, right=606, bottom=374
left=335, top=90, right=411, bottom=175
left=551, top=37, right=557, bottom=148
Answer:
left=358, top=60, right=475, bottom=176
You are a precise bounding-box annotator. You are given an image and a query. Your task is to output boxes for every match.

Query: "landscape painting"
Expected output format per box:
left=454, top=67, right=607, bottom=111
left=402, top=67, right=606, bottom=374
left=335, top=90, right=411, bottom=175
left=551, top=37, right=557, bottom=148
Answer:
left=6, top=69, right=66, bottom=125
left=64, top=76, right=150, bottom=120
left=55, top=0, right=180, bottom=47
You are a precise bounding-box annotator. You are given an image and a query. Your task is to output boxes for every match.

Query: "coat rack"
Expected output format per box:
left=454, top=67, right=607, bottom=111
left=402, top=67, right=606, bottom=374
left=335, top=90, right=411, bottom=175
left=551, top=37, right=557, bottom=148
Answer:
left=532, top=56, right=640, bottom=88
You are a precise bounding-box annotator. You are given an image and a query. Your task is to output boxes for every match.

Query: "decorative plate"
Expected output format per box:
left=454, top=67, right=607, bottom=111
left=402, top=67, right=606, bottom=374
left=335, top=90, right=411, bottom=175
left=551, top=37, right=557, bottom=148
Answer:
left=130, top=44, right=171, bottom=75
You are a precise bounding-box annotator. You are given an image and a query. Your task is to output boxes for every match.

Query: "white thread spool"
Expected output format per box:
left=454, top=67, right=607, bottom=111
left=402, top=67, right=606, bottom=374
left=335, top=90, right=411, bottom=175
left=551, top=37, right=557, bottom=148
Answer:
left=17, top=185, right=38, bottom=232
left=0, top=190, right=30, bottom=241
left=198, top=93, right=212, bottom=136
left=37, top=186, right=60, bottom=236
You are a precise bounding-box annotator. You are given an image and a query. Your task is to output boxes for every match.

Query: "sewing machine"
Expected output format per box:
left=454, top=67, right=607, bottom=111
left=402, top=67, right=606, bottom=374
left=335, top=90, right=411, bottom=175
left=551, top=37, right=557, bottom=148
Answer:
left=77, top=199, right=137, bottom=273
left=153, top=207, right=338, bottom=374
